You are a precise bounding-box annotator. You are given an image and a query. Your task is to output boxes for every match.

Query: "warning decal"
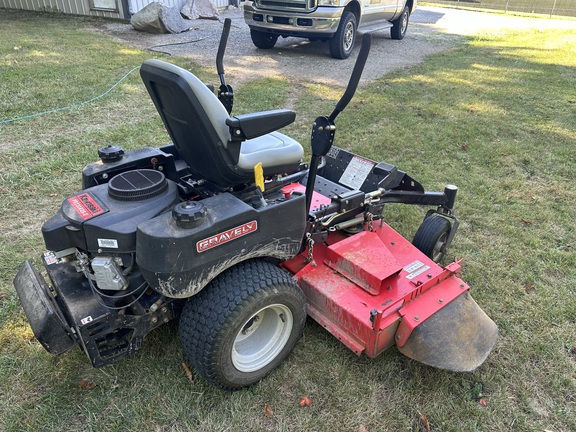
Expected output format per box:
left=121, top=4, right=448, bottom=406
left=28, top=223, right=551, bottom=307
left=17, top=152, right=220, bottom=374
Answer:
left=339, top=155, right=375, bottom=190
left=67, top=193, right=105, bottom=220
left=404, top=260, right=431, bottom=280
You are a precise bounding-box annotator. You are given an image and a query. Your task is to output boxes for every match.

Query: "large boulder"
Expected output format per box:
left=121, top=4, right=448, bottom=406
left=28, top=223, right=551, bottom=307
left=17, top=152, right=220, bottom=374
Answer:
left=131, top=2, right=166, bottom=34
left=160, top=5, right=191, bottom=33
left=181, top=0, right=219, bottom=20
left=131, top=2, right=191, bottom=34
left=180, top=0, right=195, bottom=19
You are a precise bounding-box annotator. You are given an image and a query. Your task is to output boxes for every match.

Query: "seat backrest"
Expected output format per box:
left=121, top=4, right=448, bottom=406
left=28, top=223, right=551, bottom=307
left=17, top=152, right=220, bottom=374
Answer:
left=140, top=59, right=249, bottom=188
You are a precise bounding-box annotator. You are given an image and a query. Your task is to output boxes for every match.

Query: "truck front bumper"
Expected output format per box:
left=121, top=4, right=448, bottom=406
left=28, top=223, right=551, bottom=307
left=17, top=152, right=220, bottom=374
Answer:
left=244, top=3, right=343, bottom=37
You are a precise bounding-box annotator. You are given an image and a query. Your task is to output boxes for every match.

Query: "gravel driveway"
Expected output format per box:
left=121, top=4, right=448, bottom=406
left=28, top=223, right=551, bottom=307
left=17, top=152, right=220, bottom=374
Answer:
left=93, top=5, right=576, bottom=86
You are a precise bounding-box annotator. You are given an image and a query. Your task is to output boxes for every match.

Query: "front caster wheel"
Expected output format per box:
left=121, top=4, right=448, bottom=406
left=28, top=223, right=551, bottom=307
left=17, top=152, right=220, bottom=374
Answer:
left=179, top=259, right=306, bottom=390
left=412, top=215, right=452, bottom=263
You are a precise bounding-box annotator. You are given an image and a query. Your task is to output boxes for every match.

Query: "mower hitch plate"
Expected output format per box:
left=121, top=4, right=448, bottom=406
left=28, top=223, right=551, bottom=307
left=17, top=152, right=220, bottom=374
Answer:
left=283, top=223, right=497, bottom=371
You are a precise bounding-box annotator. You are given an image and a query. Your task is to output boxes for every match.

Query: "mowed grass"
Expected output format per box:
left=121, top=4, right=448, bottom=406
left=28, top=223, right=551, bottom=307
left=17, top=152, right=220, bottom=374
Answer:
left=1, top=9, right=575, bottom=432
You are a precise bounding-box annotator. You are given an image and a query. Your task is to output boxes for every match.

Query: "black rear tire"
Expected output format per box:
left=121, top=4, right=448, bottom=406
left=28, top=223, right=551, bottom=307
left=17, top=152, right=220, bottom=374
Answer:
left=391, top=5, right=410, bottom=40
left=412, top=215, right=452, bottom=263
left=179, top=259, right=306, bottom=390
left=329, top=11, right=357, bottom=59
left=251, top=29, right=279, bottom=49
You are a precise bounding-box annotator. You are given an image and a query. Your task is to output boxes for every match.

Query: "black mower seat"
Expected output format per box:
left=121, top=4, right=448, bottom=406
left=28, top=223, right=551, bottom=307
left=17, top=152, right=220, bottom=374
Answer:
left=140, top=59, right=304, bottom=189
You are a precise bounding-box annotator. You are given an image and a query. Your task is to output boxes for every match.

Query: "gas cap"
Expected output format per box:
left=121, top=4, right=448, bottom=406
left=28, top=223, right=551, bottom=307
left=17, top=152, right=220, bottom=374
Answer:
left=98, top=145, right=124, bottom=163
left=172, top=201, right=206, bottom=228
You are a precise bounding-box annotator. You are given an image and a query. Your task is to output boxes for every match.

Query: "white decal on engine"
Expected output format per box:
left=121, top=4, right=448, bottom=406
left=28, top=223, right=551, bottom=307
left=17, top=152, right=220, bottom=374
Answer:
left=98, top=238, right=118, bottom=249
left=43, top=252, right=58, bottom=266
left=81, top=316, right=93, bottom=325
left=339, top=156, right=374, bottom=190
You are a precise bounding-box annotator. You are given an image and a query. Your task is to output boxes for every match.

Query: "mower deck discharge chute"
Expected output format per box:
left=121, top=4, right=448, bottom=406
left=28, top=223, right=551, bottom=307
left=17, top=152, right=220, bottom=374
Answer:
left=13, top=22, right=497, bottom=389
left=396, top=291, right=498, bottom=372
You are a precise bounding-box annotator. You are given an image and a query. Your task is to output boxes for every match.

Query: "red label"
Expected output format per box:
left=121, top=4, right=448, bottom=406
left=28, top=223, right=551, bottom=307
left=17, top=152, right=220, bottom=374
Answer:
left=67, top=193, right=105, bottom=220
left=196, top=221, right=258, bottom=253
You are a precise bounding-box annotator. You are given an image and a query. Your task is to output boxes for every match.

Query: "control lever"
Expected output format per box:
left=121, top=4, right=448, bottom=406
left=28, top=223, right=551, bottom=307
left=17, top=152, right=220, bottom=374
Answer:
left=216, top=18, right=234, bottom=114
left=305, top=33, right=372, bottom=215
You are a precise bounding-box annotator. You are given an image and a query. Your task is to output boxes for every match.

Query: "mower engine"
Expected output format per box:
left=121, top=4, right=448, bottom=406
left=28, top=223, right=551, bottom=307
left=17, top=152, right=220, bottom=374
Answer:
left=15, top=164, right=182, bottom=364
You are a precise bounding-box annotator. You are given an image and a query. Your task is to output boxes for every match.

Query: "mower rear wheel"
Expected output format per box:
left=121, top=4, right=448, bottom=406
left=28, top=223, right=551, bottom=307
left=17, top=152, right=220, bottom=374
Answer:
left=179, top=259, right=306, bottom=390
left=412, top=215, right=452, bottom=263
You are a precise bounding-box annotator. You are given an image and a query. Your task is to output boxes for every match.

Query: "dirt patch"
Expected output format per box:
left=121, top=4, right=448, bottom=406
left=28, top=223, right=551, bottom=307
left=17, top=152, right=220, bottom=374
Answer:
left=89, top=6, right=576, bottom=87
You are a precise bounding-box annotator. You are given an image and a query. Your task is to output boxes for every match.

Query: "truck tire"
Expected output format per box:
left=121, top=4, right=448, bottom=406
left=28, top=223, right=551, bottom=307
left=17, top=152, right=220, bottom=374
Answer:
left=329, top=11, right=357, bottom=59
left=391, top=5, right=410, bottom=40
left=251, top=29, right=279, bottom=49
left=179, top=259, right=307, bottom=390
left=412, top=215, right=452, bottom=263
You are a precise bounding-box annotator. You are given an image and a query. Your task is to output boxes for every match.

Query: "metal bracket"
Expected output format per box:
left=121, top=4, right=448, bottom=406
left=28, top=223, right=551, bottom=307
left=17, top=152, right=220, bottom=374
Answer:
left=395, top=261, right=468, bottom=347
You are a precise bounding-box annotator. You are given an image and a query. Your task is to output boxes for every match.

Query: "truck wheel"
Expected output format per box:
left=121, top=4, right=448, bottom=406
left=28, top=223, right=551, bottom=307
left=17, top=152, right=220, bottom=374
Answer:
left=179, top=259, right=306, bottom=390
left=412, top=215, right=452, bottom=263
left=391, top=5, right=410, bottom=40
left=329, top=11, right=356, bottom=59
left=251, top=29, right=279, bottom=49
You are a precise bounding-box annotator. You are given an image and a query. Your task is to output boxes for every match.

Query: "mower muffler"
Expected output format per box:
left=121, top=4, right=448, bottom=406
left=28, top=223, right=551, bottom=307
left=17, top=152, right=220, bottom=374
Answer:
left=396, top=292, right=498, bottom=372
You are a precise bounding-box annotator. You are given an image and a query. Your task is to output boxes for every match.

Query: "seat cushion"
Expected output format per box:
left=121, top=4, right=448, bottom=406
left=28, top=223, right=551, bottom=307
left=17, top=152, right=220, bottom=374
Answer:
left=238, top=131, right=304, bottom=172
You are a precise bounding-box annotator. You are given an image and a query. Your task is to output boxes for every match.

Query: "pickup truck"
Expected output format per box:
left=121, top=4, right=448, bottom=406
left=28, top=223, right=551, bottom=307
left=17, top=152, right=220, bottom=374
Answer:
left=244, top=0, right=417, bottom=59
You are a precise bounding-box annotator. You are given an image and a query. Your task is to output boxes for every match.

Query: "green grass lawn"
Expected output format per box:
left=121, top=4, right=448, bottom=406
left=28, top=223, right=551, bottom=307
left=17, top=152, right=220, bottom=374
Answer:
left=1, top=8, right=575, bottom=432
left=423, top=0, right=576, bottom=17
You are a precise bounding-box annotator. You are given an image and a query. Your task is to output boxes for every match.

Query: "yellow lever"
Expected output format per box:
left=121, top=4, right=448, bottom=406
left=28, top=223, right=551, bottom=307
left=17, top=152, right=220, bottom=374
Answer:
left=254, top=162, right=265, bottom=192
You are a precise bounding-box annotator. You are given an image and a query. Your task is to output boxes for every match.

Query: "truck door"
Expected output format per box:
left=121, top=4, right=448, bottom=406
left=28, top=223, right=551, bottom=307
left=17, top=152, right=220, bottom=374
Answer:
left=360, top=0, right=400, bottom=26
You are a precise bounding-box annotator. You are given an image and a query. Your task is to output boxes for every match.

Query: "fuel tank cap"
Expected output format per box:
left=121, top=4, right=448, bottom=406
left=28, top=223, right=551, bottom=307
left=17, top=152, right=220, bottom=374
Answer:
left=98, top=145, right=124, bottom=163
left=172, top=201, right=206, bottom=228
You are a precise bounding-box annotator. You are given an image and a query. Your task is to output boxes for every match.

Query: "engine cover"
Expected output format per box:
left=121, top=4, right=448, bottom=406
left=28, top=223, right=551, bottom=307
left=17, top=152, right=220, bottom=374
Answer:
left=42, top=169, right=179, bottom=253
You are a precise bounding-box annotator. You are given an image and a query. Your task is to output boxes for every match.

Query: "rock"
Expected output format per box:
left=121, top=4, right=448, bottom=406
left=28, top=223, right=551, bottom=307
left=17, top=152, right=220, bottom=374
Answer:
left=131, top=2, right=191, bottom=34
left=130, top=2, right=167, bottom=34
left=182, top=0, right=219, bottom=20
left=180, top=0, right=195, bottom=20
left=159, top=5, right=191, bottom=33
left=195, top=0, right=220, bottom=20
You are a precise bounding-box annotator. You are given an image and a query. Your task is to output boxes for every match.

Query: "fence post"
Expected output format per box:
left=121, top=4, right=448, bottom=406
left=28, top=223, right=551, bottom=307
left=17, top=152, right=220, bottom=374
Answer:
left=551, top=0, right=557, bottom=17
left=505, top=0, right=510, bottom=13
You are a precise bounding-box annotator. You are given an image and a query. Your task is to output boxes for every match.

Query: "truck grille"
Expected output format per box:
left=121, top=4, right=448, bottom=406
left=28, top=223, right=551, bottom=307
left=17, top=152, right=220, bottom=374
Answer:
left=257, top=0, right=316, bottom=12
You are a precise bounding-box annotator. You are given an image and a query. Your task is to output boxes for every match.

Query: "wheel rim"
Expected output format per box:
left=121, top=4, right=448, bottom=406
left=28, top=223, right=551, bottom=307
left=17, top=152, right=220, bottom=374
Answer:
left=232, top=304, right=294, bottom=373
left=401, top=12, right=408, bottom=35
left=432, top=232, right=448, bottom=262
left=343, top=21, right=355, bottom=52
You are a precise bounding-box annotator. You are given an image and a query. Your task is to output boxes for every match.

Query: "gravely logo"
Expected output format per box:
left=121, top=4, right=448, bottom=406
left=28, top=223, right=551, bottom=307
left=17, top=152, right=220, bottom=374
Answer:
left=196, top=221, right=258, bottom=253
left=67, top=193, right=105, bottom=220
